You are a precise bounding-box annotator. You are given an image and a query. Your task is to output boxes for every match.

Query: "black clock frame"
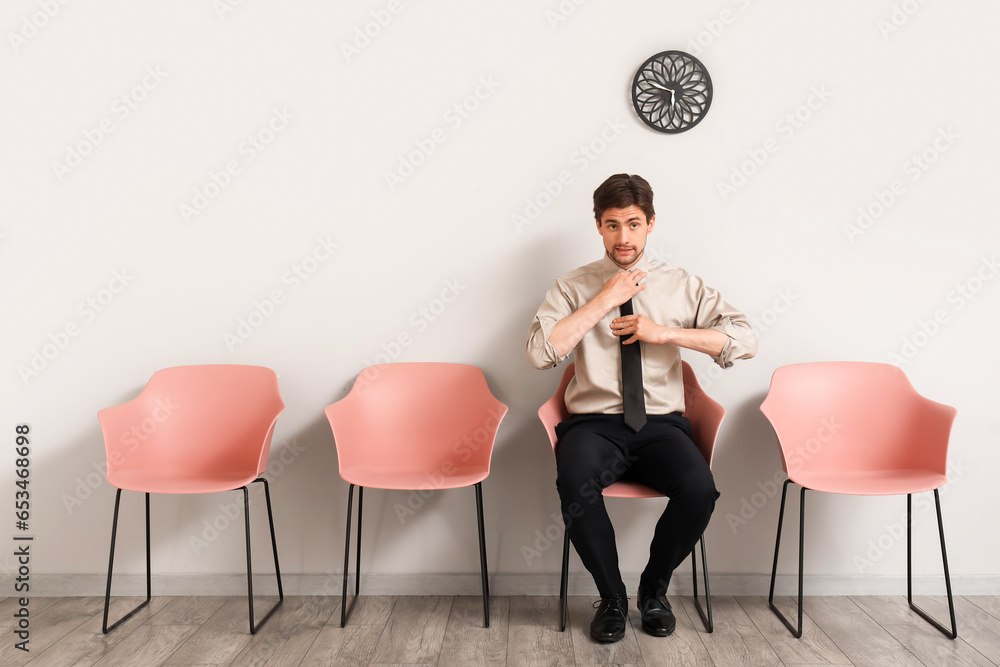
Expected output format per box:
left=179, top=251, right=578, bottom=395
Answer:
left=632, top=50, right=713, bottom=134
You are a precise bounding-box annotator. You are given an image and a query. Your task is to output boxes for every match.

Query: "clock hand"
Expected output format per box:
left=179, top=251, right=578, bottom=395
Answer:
left=647, top=82, right=676, bottom=104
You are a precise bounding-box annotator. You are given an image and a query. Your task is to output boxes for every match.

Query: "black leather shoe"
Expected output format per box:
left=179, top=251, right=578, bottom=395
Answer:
left=637, top=584, right=676, bottom=637
left=590, top=595, right=628, bottom=643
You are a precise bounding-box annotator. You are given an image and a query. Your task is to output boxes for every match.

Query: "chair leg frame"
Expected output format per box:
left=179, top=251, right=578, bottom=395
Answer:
left=690, top=534, right=714, bottom=632
left=769, top=481, right=958, bottom=640
left=768, top=479, right=806, bottom=638
left=103, top=489, right=150, bottom=634
left=475, top=482, right=491, bottom=628
left=103, top=479, right=283, bottom=636
left=340, top=484, right=363, bottom=628
left=907, top=490, right=957, bottom=639
left=245, top=478, right=284, bottom=634
left=558, top=520, right=714, bottom=633
left=559, top=531, right=570, bottom=632
left=340, top=482, right=490, bottom=628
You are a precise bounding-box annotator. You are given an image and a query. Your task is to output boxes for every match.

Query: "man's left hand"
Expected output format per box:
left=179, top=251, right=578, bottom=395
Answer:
left=610, top=314, right=666, bottom=345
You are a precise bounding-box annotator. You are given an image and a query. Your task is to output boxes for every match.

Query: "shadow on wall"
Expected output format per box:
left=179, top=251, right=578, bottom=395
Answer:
left=710, top=389, right=786, bottom=570
left=709, top=386, right=845, bottom=577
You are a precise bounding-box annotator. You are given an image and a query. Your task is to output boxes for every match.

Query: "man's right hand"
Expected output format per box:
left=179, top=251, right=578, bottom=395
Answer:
left=598, top=268, right=648, bottom=310
left=546, top=268, right=649, bottom=358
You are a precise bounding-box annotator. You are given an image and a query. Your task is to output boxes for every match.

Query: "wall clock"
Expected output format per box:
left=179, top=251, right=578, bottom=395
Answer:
left=631, top=50, right=713, bottom=133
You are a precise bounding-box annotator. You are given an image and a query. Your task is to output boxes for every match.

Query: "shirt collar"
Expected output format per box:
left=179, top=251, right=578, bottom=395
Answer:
left=601, top=252, right=652, bottom=281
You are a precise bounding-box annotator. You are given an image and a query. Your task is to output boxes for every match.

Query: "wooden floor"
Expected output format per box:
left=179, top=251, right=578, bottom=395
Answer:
left=2, top=595, right=998, bottom=666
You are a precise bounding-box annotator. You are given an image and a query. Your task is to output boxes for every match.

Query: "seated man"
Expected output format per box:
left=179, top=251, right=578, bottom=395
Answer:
left=526, top=173, right=757, bottom=643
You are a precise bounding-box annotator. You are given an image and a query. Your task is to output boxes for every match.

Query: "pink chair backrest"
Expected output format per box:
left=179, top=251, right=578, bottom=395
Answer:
left=98, top=365, right=285, bottom=481
left=326, top=363, right=508, bottom=475
left=760, top=362, right=956, bottom=478
left=537, top=360, right=725, bottom=466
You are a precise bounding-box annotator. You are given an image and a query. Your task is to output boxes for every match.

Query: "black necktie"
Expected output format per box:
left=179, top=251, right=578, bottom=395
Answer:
left=619, top=298, right=646, bottom=432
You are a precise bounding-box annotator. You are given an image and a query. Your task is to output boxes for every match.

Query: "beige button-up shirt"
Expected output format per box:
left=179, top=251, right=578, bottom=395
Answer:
left=527, top=253, right=757, bottom=415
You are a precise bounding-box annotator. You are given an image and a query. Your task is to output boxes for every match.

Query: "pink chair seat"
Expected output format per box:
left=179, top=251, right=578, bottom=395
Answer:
left=601, top=480, right=663, bottom=499
left=98, top=365, right=285, bottom=488
left=760, top=362, right=954, bottom=488
left=788, top=469, right=947, bottom=496
left=338, top=466, right=490, bottom=490
left=325, top=363, right=506, bottom=483
left=108, top=469, right=263, bottom=495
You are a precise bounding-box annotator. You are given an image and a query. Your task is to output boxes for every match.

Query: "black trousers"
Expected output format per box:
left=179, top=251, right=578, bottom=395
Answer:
left=555, top=413, right=719, bottom=599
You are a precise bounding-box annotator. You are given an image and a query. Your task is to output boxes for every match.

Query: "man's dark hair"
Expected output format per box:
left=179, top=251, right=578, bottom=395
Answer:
left=593, top=173, right=655, bottom=222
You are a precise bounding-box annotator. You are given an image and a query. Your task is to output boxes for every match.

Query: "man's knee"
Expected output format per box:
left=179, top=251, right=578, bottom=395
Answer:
left=676, top=474, right=720, bottom=514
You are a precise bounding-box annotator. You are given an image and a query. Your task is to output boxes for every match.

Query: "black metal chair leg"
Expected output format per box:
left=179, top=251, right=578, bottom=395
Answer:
left=559, top=531, right=570, bottom=632
left=103, top=490, right=151, bottom=634
left=691, top=534, right=714, bottom=632
left=475, top=482, right=490, bottom=628
left=257, top=478, right=284, bottom=602
left=907, top=490, right=958, bottom=639
left=769, top=480, right=805, bottom=638
left=341, top=484, right=362, bottom=627
left=245, top=479, right=283, bottom=634
left=356, top=486, right=363, bottom=601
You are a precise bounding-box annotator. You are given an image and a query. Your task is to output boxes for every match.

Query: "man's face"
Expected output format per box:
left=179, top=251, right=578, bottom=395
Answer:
left=596, top=205, right=655, bottom=269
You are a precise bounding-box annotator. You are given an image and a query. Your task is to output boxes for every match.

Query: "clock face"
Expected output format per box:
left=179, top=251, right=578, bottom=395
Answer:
left=632, top=50, right=713, bottom=134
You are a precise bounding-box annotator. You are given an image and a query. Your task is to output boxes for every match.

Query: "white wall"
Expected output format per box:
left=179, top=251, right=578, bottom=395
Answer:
left=3, top=0, right=999, bottom=594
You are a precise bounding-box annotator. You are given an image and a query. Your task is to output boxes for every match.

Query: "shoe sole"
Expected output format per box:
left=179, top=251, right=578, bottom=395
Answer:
left=591, top=630, right=626, bottom=643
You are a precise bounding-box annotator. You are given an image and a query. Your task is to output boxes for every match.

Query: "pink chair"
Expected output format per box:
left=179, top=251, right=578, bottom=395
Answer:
left=325, top=363, right=508, bottom=628
left=760, top=362, right=957, bottom=639
left=97, top=365, right=285, bottom=634
left=538, top=360, right=724, bottom=633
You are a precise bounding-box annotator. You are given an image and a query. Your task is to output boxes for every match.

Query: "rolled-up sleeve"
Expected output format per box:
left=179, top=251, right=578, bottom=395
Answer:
left=526, top=279, right=576, bottom=370
left=685, top=275, right=758, bottom=368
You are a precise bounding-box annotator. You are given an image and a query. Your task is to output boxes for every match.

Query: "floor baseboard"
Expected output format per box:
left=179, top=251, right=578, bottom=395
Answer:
left=15, top=572, right=1000, bottom=597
